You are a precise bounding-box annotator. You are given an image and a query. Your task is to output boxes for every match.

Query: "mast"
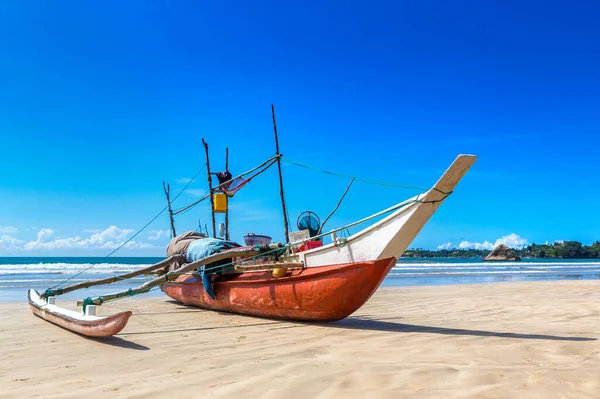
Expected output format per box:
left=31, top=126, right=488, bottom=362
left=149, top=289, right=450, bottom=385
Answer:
left=162, top=181, right=176, bottom=238
left=271, top=104, right=290, bottom=243
left=202, top=138, right=216, bottom=238
left=225, top=147, right=230, bottom=240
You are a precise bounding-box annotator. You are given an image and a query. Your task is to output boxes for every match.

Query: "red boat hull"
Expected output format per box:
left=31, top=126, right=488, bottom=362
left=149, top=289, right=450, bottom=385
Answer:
left=161, top=257, right=397, bottom=321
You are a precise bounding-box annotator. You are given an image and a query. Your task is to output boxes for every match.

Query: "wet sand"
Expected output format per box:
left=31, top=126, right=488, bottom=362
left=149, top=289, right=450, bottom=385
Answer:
left=1, top=281, right=599, bottom=398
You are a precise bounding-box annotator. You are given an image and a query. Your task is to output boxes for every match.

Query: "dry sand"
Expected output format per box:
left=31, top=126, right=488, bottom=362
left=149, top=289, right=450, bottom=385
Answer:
left=1, top=281, right=599, bottom=399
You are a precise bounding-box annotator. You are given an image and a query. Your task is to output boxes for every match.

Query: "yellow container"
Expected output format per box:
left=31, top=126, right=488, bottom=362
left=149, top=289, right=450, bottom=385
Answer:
left=213, top=193, right=228, bottom=213
left=272, top=267, right=288, bottom=278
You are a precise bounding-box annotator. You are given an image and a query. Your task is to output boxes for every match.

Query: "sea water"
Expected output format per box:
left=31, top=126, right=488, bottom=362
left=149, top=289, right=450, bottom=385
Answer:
left=0, top=257, right=164, bottom=302
left=2, top=257, right=600, bottom=302
left=383, top=258, right=600, bottom=286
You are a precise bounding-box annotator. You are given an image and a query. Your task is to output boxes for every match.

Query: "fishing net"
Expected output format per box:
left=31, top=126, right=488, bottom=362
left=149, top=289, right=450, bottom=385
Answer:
left=297, top=211, right=321, bottom=238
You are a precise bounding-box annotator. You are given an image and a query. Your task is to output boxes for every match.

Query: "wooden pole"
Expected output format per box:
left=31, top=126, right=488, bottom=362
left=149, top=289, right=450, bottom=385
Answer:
left=42, top=255, right=184, bottom=299
left=78, top=247, right=262, bottom=306
left=271, top=104, right=290, bottom=243
left=225, top=147, right=230, bottom=240
left=202, top=138, right=216, bottom=238
left=163, top=181, right=177, bottom=238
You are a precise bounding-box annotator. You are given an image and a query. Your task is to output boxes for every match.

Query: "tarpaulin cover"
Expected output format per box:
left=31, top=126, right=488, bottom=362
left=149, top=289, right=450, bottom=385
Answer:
left=186, top=238, right=241, bottom=299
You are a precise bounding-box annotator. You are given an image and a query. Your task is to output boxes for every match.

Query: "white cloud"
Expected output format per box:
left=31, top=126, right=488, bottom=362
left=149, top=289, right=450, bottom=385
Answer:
left=436, top=242, right=455, bottom=250
left=437, top=234, right=529, bottom=251
left=24, top=228, right=56, bottom=249
left=458, top=240, right=495, bottom=251
left=21, top=226, right=158, bottom=251
left=0, top=226, right=18, bottom=234
left=0, top=234, right=25, bottom=249
left=175, top=177, right=193, bottom=184
left=148, top=229, right=170, bottom=241
left=87, top=226, right=135, bottom=247
left=495, top=233, right=529, bottom=248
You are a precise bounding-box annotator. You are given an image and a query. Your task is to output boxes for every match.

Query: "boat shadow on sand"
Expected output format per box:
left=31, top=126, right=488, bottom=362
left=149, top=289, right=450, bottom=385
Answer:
left=81, top=316, right=594, bottom=350
left=321, top=316, right=596, bottom=342
left=109, top=316, right=594, bottom=347
left=86, top=336, right=150, bottom=351
left=122, top=302, right=595, bottom=343
left=163, top=301, right=595, bottom=342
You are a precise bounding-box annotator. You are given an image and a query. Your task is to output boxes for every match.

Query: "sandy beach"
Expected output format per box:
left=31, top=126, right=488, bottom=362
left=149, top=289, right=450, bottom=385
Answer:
left=1, top=281, right=599, bottom=398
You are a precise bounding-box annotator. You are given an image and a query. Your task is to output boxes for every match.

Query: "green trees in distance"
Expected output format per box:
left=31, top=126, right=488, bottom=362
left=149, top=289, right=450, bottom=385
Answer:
left=405, top=241, right=600, bottom=259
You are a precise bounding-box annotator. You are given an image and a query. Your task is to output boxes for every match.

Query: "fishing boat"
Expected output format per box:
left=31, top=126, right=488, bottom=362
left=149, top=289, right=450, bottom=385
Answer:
left=28, top=106, right=476, bottom=337
left=162, top=154, right=476, bottom=320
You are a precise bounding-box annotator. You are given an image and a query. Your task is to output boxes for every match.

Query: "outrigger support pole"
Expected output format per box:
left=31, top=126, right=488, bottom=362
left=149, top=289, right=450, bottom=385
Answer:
left=271, top=104, right=290, bottom=243
left=76, top=246, right=283, bottom=307
left=163, top=181, right=177, bottom=238
left=41, top=255, right=184, bottom=299
left=202, top=138, right=217, bottom=238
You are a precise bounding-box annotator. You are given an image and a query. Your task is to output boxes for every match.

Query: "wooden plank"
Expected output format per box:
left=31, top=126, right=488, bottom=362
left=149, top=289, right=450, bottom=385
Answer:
left=234, top=261, right=304, bottom=272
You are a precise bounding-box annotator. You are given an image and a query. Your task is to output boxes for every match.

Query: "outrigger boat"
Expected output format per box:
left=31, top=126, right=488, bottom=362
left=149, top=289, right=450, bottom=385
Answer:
left=29, top=107, right=476, bottom=337
left=161, top=154, right=476, bottom=320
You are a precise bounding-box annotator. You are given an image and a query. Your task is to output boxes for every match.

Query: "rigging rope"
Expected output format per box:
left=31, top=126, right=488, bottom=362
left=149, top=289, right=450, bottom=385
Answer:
left=172, top=191, right=211, bottom=216
left=46, top=164, right=207, bottom=292
left=83, top=189, right=453, bottom=306
left=281, top=156, right=432, bottom=191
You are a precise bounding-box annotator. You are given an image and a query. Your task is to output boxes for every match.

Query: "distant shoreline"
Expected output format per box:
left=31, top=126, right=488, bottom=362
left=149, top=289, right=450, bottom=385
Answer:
left=405, top=240, right=600, bottom=259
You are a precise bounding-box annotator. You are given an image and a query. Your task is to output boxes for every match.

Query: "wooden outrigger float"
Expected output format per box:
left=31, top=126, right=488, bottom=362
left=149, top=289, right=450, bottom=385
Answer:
left=28, top=107, right=476, bottom=337
left=28, top=289, right=132, bottom=337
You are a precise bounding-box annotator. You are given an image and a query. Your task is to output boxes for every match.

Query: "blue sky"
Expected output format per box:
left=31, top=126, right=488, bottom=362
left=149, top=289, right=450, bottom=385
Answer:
left=1, top=0, right=599, bottom=256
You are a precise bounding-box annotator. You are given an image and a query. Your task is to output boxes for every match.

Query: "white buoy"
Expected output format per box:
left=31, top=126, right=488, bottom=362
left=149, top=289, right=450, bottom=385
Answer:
left=47, top=297, right=55, bottom=305
left=85, top=305, right=97, bottom=316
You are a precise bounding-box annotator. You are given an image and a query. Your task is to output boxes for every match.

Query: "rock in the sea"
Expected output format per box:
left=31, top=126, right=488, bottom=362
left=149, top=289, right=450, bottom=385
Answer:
left=484, top=244, right=521, bottom=261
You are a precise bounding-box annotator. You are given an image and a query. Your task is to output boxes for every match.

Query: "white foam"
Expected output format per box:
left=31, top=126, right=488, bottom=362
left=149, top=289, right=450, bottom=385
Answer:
left=0, top=263, right=151, bottom=275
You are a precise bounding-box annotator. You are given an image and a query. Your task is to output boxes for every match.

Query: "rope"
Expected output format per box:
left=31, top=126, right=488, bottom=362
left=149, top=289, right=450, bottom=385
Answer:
left=172, top=191, right=211, bottom=215
left=47, top=164, right=207, bottom=291
left=281, top=156, right=432, bottom=191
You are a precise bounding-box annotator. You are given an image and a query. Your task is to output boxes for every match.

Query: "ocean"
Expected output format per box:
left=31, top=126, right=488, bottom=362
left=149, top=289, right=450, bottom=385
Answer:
left=2, top=257, right=600, bottom=302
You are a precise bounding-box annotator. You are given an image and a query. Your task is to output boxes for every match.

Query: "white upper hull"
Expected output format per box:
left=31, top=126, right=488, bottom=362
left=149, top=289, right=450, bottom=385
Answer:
left=298, top=155, right=477, bottom=267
